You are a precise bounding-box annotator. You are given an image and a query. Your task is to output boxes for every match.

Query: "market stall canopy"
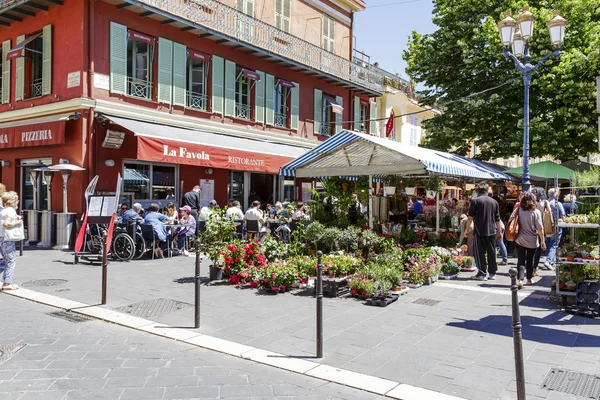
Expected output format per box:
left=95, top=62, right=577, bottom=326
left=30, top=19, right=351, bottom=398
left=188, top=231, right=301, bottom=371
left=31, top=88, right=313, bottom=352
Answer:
left=280, top=130, right=512, bottom=181
left=504, top=161, right=575, bottom=180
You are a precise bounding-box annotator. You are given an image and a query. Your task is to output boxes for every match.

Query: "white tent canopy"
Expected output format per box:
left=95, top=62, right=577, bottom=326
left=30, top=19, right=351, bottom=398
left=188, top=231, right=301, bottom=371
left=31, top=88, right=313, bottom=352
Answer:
left=280, top=130, right=511, bottom=181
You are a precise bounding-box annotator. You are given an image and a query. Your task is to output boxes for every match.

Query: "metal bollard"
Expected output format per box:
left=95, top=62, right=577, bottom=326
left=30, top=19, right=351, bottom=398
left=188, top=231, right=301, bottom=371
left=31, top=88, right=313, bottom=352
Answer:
left=194, top=237, right=201, bottom=329
left=509, top=267, right=526, bottom=400
left=316, top=250, right=323, bottom=358
left=101, top=232, right=108, bottom=305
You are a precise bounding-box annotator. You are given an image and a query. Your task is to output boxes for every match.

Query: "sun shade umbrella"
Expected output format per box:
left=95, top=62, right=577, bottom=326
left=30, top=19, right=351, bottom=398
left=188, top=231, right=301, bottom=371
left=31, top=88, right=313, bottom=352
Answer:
left=504, top=161, right=575, bottom=181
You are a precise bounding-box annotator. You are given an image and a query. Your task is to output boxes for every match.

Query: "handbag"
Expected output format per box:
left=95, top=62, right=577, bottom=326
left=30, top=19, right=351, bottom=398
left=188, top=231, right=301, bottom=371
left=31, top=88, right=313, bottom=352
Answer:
left=542, top=200, right=555, bottom=237
left=505, top=208, right=520, bottom=242
left=4, top=224, right=24, bottom=242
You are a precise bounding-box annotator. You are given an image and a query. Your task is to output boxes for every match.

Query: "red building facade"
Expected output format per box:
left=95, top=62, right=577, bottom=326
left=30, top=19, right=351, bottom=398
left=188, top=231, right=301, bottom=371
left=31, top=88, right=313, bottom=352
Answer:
left=0, top=0, right=383, bottom=216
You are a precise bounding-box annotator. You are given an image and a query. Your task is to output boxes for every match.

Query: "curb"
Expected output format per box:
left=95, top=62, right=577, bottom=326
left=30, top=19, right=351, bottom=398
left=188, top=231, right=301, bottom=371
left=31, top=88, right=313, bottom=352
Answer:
left=3, top=288, right=466, bottom=400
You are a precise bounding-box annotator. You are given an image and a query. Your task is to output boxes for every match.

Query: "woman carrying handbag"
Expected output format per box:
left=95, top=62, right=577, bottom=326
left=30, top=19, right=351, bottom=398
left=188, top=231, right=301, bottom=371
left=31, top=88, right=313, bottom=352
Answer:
left=509, top=192, right=546, bottom=288
left=0, top=191, right=23, bottom=290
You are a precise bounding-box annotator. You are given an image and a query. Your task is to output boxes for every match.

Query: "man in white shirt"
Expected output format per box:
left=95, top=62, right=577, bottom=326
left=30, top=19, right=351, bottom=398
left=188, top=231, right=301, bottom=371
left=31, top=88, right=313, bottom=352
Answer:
left=245, top=201, right=268, bottom=241
left=198, top=200, right=218, bottom=221
left=226, top=200, right=244, bottom=220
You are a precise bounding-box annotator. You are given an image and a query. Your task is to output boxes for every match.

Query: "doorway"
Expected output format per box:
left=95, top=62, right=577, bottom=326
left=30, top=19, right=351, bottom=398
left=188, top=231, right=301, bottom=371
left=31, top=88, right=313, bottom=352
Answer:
left=249, top=173, right=274, bottom=210
left=19, top=157, right=52, bottom=211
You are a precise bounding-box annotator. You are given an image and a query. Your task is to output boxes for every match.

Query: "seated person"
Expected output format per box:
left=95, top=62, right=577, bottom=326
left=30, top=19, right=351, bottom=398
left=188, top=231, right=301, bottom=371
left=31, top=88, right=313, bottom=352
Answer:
left=122, top=203, right=144, bottom=225
left=199, top=200, right=218, bottom=221
left=292, top=202, right=308, bottom=221
left=119, top=203, right=129, bottom=217
left=270, top=202, right=289, bottom=220
left=143, top=203, right=169, bottom=258
left=244, top=201, right=268, bottom=240
left=225, top=200, right=244, bottom=220
left=163, top=202, right=178, bottom=224
left=173, top=206, right=196, bottom=257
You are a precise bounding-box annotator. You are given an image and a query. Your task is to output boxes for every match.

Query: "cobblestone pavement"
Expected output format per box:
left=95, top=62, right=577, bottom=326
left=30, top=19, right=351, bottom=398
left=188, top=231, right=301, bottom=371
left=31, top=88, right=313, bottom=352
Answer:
left=8, top=248, right=600, bottom=400
left=0, top=293, right=391, bottom=400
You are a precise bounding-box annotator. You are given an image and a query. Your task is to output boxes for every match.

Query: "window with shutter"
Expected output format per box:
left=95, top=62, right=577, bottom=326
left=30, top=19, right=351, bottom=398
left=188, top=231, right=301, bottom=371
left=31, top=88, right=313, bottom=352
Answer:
left=126, top=31, right=154, bottom=100
left=157, top=38, right=173, bottom=105
left=290, top=81, right=299, bottom=130
left=322, top=16, right=335, bottom=53
left=265, top=74, right=274, bottom=126
left=237, top=0, right=255, bottom=37
left=172, top=42, right=187, bottom=108
left=19, top=32, right=44, bottom=99
left=41, top=24, right=51, bottom=96
left=335, top=95, right=342, bottom=134
left=313, top=89, right=322, bottom=135
left=224, top=60, right=236, bottom=117
left=15, top=35, right=24, bottom=101
left=254, top=70, right=265, bottom=123
left=110, top=22, right=127, bottom=95
left=1, top=40, right=10, bottom=104
left=369, top=101, right=378, bottom=136
left=275, top=0, right=291, bottom=33
left=211, top=55, right=224, bottom=115
left=185, top=52, right=208, bottom=111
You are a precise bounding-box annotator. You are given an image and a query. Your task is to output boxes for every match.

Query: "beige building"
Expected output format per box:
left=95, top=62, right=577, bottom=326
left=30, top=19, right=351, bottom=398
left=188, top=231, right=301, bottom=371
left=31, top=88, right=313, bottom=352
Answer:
left=370, top=68, right=440, bottom=144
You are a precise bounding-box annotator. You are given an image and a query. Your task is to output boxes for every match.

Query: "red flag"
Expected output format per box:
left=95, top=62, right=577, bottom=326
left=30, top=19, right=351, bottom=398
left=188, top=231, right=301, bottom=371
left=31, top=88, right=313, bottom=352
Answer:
left=385, top=111, right=395, bottom=138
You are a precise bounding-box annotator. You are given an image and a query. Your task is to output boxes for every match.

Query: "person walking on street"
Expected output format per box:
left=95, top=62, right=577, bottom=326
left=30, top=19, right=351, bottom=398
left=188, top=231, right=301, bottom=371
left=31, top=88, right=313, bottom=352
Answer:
left=497, top=219, right=508, bottom=265
left=531, top=187, right=547, bottom=275
left=464, top=183, right=502, bottom=281
left=0, top=191, right=22, bottom=290
left=511, top=192, right=546, bottom=287
left=182, top=185, right=202, bottom=219
left=543, top=188, right=565, bottom=270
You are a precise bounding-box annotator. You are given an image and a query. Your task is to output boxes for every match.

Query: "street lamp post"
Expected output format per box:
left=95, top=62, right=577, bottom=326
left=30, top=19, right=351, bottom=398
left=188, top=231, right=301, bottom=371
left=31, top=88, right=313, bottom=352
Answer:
left=497, top=7, right=567, bottom=192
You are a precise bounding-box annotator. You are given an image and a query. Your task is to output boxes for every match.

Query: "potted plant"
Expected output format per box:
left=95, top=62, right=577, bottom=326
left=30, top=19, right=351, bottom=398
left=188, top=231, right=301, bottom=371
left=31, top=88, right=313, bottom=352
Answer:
left=439, top=259, right=460, bottom=279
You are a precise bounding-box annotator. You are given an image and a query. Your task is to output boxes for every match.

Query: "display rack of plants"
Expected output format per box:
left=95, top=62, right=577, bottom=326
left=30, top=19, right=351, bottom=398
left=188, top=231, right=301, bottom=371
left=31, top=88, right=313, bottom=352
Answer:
left=365, top=294, right=399, bottom=307
left=389, top=285, right=409, bottom=296
left=439, top=273, right=458, bottom=280
left=315, top=277, right=350, bottom=298
left=565, top=281, right=600, bottom=318
left=406, top=282, right=421, bottom=289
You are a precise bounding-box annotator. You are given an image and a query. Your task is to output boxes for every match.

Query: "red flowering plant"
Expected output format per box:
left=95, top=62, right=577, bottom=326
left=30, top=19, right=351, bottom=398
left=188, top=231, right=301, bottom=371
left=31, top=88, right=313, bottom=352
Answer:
left=218, top=240, right=245, bottom=276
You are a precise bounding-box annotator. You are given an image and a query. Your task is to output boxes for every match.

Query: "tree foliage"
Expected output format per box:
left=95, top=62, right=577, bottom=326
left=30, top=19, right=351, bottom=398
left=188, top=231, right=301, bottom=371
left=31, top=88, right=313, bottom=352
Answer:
left=403, top=0, right=600, bottom=161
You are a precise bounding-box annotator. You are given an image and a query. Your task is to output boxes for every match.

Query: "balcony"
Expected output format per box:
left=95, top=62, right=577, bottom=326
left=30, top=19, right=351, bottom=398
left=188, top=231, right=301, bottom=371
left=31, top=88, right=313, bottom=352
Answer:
left=106, top=0, right=384, bottom=95
left=235, top=102, right=250, bottom=120
left=126, top=77, right=152, bottom=100
left=29, top=78, right=42, bottom=99
left=0, top=0, right=65, bottom=26
left=187, top=91, right=207, bottom=111
left=274, top=112, right=286, bottom=128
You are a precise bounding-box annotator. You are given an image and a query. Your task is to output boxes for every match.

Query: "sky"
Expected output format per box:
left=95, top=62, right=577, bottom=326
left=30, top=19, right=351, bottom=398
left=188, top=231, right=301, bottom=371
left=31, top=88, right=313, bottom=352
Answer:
left=353, top=0, right=437, bottom=80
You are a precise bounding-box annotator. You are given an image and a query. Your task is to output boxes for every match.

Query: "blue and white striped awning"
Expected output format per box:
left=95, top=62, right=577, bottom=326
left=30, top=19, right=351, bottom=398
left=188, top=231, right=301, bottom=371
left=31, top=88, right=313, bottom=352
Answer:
left=280, top=130, right=511, bottom=181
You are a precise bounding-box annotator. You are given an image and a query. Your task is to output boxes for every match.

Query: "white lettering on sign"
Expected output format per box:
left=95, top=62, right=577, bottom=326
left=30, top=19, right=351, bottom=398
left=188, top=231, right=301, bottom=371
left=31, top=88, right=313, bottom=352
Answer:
left=0, top=134, right=8, bottom=144
left=228, top=155, right=265, bottom=167
left=21, top=129, right=53, bottom=142
left=163, top=145, right=210, bottom=160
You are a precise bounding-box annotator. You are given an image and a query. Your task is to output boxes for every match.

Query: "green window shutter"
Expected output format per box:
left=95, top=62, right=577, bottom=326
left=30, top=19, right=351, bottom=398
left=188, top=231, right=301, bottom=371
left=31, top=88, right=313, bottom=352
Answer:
left=172, top=42, right=186, bottom=107
left=335, top=95, right=343, bottom=135
left=290, top=81, right=299, bottom=130
left=2, top=40, right=10, bottom=104
left=265, top=73, right=274, bottom=125
left=369, top=101, right=377, bottom=135
left=157, top=37, right=173, bottom=105
left=254, top=70, right=265, bottom=123
left=353, top=96, right=361, bottom=131
left=211, top=55, right=224, bottom=115
left=224, top=60, right=236, bottom=117
left=313, top=88, right=322, bottom=135
left=15, top=35, right=24, bottom=101
left=110, top=21, right=127, bottom=95
left=41, top=24, right=52, bottom=96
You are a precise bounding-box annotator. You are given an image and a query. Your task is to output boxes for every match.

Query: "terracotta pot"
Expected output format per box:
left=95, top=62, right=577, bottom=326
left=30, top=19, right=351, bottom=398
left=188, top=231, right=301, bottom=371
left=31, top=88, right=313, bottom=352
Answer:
left=566, top=256, right=575, bottom=262
left=299, top=278, right=308, bottom=284
left=229, top=275, right=241, bottom=285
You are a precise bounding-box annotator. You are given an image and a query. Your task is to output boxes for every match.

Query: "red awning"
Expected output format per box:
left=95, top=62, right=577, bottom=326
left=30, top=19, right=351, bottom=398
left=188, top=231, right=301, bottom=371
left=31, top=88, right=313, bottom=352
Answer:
left=278, top=79, right=295, bottom=88
left=0, top=120, right=66, bottom=149
left=242, top=69, right=260, bottom=81
left=137, top=136, right=293, bottom=174
left=128, top=29, right=155, bottom=45
left=187, top=49, right=211, bottom=63
left=6, top=32, right=42, bottom=61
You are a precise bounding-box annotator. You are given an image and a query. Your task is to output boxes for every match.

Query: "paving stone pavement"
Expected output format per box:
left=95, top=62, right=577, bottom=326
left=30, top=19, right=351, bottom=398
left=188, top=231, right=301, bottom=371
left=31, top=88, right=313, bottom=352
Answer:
left=0, top=293, right=392, bottom=400
left=8, top=247, right=600, bottom=400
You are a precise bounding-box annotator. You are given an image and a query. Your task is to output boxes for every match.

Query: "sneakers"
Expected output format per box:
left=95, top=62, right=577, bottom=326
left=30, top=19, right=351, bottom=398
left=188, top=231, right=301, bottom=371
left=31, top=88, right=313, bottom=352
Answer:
left=499, top=261, right=508, bottom=266
left=517, top=280, right=523, bottom=290
left=544, top=261, right=554, bottom=271
left=471, top=274, right=488, bottom=281
left=488, top=274, right=496, bottom=280
left=183, top=249, right=190, bottom=257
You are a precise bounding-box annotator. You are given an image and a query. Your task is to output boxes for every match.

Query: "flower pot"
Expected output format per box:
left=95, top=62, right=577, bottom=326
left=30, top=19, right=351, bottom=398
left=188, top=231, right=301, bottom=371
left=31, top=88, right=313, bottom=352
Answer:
left=249, top=281, right=257, bottom=288
left=566, top=256, right=575, bottom=262
left=270, top=286, right=280, bottom=294
left=229, top=275, right=241, bottom=285
left=299, top=278, right=308, bottom=284
left=350, top=289, right=359, bottom=295
left=209, top=265, right=224, bottom=281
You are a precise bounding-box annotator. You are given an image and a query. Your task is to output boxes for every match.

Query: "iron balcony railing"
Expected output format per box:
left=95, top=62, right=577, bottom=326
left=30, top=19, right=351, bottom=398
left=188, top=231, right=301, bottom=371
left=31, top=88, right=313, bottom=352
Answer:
left=235, top=102, right=251, bottom=120
left=127, top=0, right=384, bottom=93
left=274, top=111, right=286, bottom=128
left=126, top=77, right=152, bottom=100
left=30, top=78, right=43, bottom=98
left=187, top=91, right=207, bottom=111
left=320, top=124, right=332, bottom=137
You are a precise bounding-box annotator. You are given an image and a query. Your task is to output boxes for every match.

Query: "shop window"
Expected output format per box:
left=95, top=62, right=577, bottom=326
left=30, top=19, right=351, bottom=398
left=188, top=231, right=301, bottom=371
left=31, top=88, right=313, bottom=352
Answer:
left=126, top=32, right=154, bottom=100
left=123, top=162, right=176, bottom=201
left=187, top=57, right=208, bottom=111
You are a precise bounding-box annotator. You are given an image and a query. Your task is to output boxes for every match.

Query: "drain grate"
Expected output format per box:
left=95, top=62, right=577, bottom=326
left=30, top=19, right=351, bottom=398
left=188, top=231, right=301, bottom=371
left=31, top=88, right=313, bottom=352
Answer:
left=48, top=311, right=93, bottom=323
left=114, top=298, right=193, bottom=318
left=0, top=345, right=26, bottom=365
left=540, top=368, right=600, bottom=398
left=22, top=279, right=68, bottom=288
left=411, top=298, right=442, bottom=306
